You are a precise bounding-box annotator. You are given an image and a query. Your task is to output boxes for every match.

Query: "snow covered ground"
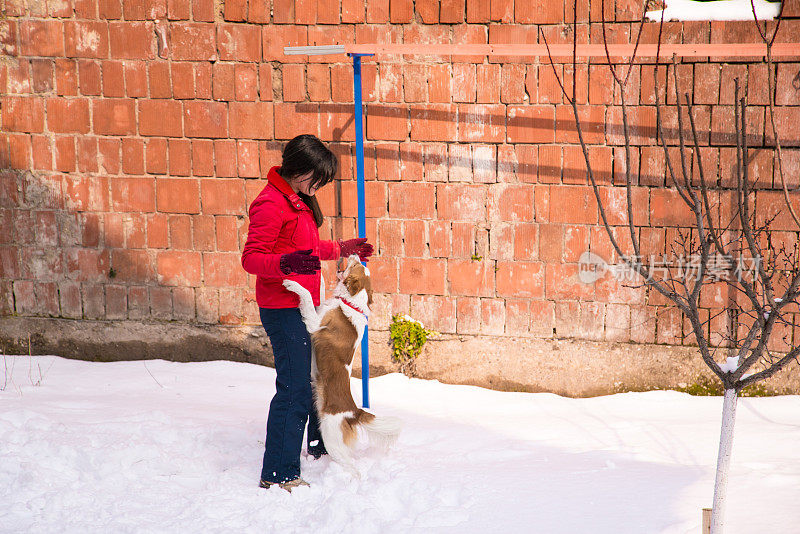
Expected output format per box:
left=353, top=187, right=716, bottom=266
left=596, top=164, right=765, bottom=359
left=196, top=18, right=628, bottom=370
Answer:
left=2, top=356, right=799, bottom=534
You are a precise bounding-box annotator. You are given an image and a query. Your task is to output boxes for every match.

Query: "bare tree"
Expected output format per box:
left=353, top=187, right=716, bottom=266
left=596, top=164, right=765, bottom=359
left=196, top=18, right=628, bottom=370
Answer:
left=545, top=2, right=799, bottom=533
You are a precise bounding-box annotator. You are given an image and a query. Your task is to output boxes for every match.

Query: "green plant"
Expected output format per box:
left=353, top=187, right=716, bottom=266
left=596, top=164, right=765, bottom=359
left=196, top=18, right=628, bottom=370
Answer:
left=388, top=314, right=436, bottom=377
left=470, top=253, right=482, bottom=261
left=676, top=376, right=785, bottom=397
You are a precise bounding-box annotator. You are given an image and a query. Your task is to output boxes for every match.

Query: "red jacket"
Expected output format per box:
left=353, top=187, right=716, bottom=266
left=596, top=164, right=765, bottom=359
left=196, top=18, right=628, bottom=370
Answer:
left=241, top=167, right=340, bottom=308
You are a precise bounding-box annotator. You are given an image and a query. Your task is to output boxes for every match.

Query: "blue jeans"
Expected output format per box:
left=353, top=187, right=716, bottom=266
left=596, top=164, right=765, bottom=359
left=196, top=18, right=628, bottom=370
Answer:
left=259, top=307, right=326, bottom=483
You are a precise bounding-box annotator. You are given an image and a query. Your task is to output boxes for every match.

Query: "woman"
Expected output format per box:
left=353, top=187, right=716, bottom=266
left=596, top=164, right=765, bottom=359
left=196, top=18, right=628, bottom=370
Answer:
left=241, top=134, right=373, bottom=491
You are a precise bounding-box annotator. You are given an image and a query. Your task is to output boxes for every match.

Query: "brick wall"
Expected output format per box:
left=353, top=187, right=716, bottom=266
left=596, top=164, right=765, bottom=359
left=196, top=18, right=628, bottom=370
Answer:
left=1, top=0, right=799, bottom=355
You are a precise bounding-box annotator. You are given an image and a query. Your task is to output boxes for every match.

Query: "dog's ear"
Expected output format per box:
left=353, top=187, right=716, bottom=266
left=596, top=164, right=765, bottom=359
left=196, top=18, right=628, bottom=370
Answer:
left=344, top=271, right=365, bottom=298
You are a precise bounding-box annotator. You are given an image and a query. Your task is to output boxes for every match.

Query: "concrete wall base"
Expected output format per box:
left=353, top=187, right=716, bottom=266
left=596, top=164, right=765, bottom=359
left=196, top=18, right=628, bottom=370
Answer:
left=1, top=317, right=797, bottom=397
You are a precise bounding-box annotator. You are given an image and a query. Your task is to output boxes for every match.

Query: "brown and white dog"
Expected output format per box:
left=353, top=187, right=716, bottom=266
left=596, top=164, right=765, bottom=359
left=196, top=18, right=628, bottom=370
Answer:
left=283, top=254, right=401, bottom=476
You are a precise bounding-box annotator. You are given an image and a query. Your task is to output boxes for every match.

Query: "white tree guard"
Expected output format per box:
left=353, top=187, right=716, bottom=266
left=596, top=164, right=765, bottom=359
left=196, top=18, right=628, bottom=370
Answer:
left=711, top=388, right=738, bottom=534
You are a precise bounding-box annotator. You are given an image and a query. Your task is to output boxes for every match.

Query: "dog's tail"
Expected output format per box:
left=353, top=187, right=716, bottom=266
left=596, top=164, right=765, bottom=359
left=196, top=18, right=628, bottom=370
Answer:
left=349, top=409, right=402, bottom=451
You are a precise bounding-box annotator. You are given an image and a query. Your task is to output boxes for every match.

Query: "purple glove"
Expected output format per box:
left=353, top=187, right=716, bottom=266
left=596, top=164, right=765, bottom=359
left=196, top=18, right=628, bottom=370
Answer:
left=338, top=238, right=374, bottom=262
left=280, top=249, right=321, bottom=275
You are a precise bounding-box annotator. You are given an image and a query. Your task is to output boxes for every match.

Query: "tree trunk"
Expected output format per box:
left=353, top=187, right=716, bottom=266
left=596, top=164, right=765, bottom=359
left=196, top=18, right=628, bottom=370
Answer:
left=711, top=388, right=738, bottom=534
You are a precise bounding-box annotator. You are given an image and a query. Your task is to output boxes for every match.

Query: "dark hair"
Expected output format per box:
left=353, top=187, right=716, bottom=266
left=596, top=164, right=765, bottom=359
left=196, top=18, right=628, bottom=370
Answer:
left=279, top=134, right=337, bottom=192
left=279, top=134, right=337, bottom=228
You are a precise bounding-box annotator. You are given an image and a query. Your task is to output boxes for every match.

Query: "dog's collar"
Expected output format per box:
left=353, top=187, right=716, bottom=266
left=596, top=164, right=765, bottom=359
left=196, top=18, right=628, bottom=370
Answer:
left=340, top=297, right=368, bottom=317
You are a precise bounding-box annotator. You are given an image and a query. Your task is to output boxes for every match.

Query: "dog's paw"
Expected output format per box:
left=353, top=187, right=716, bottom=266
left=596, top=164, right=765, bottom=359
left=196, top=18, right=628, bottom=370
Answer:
left=282, top=280, right=303, bottom=293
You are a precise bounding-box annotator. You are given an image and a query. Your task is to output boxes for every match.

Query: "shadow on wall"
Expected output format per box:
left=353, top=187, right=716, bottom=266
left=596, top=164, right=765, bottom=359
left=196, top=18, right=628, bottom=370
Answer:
left=0, top=164, right=255, bottom=326
left=295, top=101, right=799, bottom=186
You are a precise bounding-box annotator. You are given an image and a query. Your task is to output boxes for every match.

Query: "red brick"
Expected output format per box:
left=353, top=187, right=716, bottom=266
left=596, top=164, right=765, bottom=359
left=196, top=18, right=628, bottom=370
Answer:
left=121, top=61, right=146, bottom=97
left=237, top=140, right=259, bottom=178
left=229, top=102, right=274, bottom=139
left=436, top=184, right=486, bottom=221
left=389, top=0, right=413, bottom=22
left=211, top=62, right=234, bottom=101
left=93, top=99, right=136, bottom=135
left=537, top=223, right=562, bottom=262
left=547, top=185, right=598, bottom=224
left=489, top=184, right=534, bottom=222
left=222, top=0, right=246, bottom=20
left=64, top=21, right=109, bottom=58
left=448, top=259, right=495, bottom=297
left=456, top=104, right=505, bottom=143
left=195, top=215, right=219, bottom=251
left=453, top=297, right=479, bottom=334
left=546, top=263, right=594, bottom=301
left=214, top=140, right=238, bottom=177
left=386, top=182, right=435, bottom=219
left=55, top=59, right=78, bottom=96
left=650, top=188, right=696, bottom=227
left=262, top=25, right=307, bottom=62
left=110, top=177, right=155, bottom=212
left=234, top=64, right=259, bottom=101
left=169, top=62, right=194, bottom=99
left=193, top=62, right=212, bottom=99
left=274, top=102, right=321, bottom=140
left=169, top=139, right=192, bottom=176
left=203, top=252, right=247, bottom=287
left=193, top=0, right=215, bottom=21
left=413, top=0, right=437, bottom=22
left=157, top=250, right=202, bottom=286
left=476, top=64, right=500, bottom=103
left=98, top=61, right=124, bottom=98
left=478, top=298, right=504, bottom=335
left=120, top=139, right=144, bottom=176
left=362, top=104, right=406, bottom=141
left=773, top=108, right=800, bottom=148
left=496, top=260, right=544, bottom=298
left=556, top=105, right=605, bottom=145
left=438, top=0, right=464, bottom=22
left=138, top=100, right=183, bottom=137
left=201, top=178, right=246, bottom=214
left=507, top=106, right=555, bottom=143
left=167, top=0, right=191, bottom=19
left=77, top=60, right=101, bottom=96
left=171, top=23, right=217, bottom=61
left=192, top=139, right=215, bottom=176
left=31, top=136, right=51, bottom=170
left=144, top=214, right=167, bottom=249
left=52, top=136, right=75, bottom=172
left=157, top=178, right=200, bottom=213
left=217, top=24, right=261, bottom=62
left=124, top=285, right=147, bottom=319
left=147, top=61, right=171, bottom=98
left=2, top=97, right=45, bottom=133
left=109, top=22, right=155, bottom=59
left=183, top=101, right=228, bottom=138
left=214, top=216, right=238, bottom=251
left=451, top=64, right=476, bottom=102
left=489, top=0, right=514, bottom=21
left=272, top=0, right=294, bottom=24
left=30, top=59, right=54, bottom=93
left=258, top=63, right=274, bottom=101
left=410, top=104, right=458, bottom=141
left=19, top=20, right=64, bottom=57
left=398, top=258, right=446, bottom=295
left=300, top=63, right=327, bottom=102
left=282, top=64, right=306, bottom=102
left=47, top=98, right=90, bottom=138
left=146, top=138, right=168, bottom=174
left=515, top=1, right=562, bottom=23
left=247, top=0, right=270, bottom=22
left=77, top=136, right=98, bottom=173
